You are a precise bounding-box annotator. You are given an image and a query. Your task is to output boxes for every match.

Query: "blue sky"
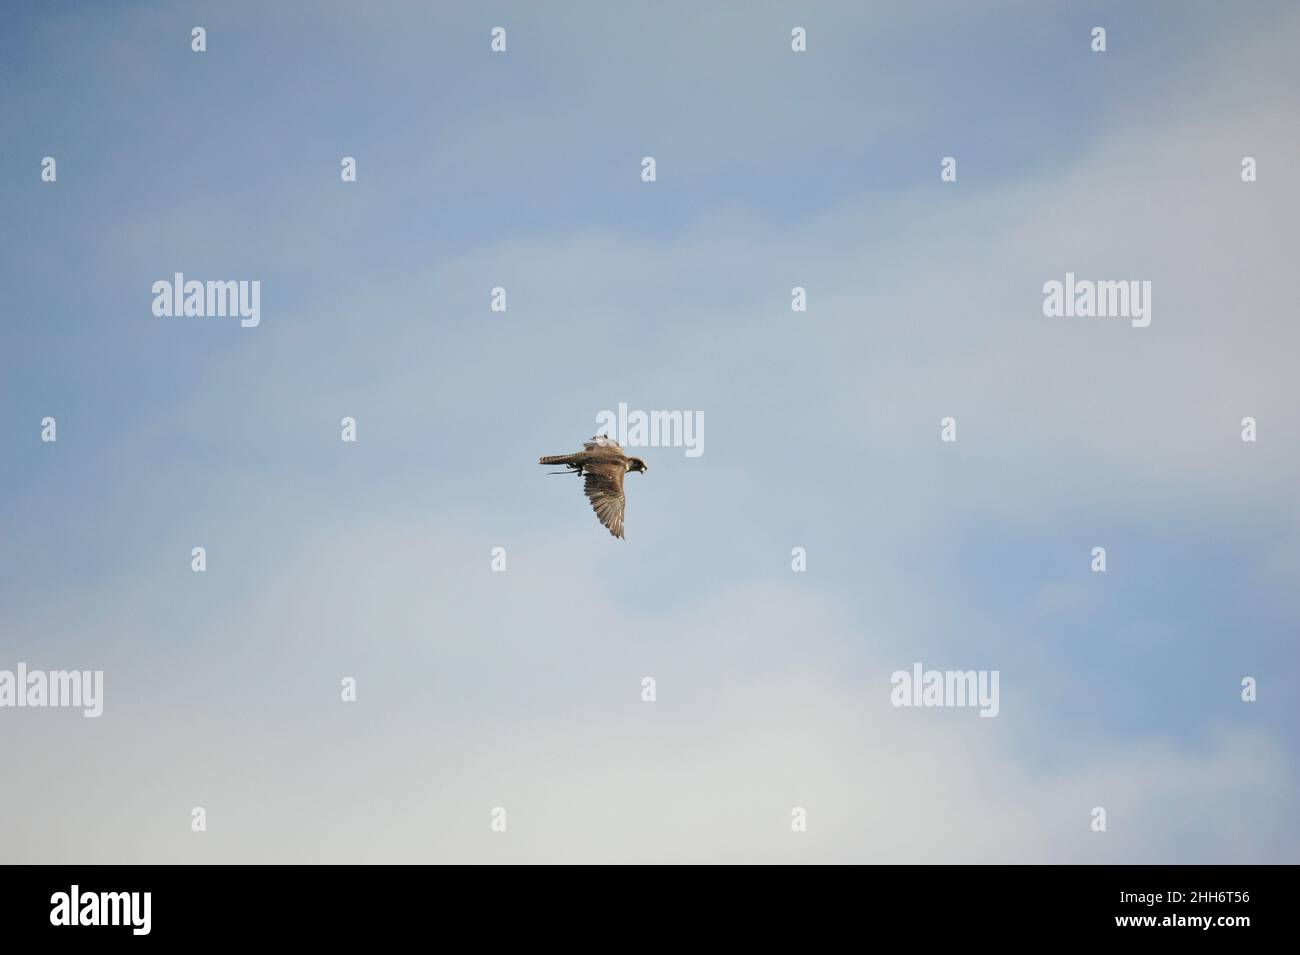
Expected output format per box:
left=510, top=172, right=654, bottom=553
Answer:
left=2, top=1, right=1297, bottom=862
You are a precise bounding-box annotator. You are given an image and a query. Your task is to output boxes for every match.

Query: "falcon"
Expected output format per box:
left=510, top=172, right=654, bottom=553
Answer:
left=539, top=436, right=649, bottom=539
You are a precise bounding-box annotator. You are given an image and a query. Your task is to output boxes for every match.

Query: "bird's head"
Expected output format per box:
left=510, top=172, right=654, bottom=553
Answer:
left=627, top=457, right=648, bottom=474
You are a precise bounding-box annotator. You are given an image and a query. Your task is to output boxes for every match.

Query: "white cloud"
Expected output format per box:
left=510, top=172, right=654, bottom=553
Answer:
left=2, top=519, right=1293, bottom=862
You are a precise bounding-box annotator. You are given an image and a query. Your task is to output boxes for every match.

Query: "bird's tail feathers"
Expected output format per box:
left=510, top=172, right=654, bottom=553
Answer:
left=539, top=453, right=578, bottom=466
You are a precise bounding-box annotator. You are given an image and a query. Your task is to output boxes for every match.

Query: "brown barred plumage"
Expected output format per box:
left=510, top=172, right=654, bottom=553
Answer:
left=538, top=436, right=648, bottom=539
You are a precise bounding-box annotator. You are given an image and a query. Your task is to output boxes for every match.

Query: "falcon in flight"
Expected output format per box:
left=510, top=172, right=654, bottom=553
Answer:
left=539, top=435, right=649, bottom=539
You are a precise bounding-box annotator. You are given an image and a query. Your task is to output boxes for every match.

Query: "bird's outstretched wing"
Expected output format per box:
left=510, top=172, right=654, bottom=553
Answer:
left=584, top=434, right=621, bottom=451
left=582, top=460, right=627, bottom=539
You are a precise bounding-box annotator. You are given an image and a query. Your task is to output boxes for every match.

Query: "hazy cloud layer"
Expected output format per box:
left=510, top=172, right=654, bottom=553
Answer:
left=2, top=1, right=1297, bottom=862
